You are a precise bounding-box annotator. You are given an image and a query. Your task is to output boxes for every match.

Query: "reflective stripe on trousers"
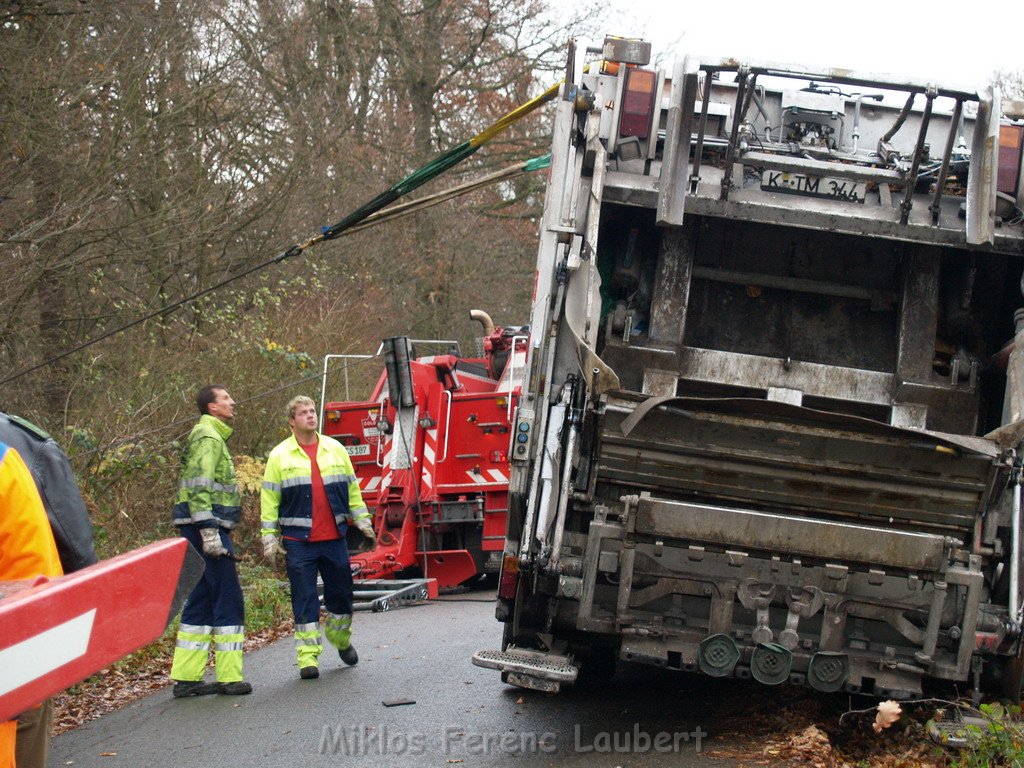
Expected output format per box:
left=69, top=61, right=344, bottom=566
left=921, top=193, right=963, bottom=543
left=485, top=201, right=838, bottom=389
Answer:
left=171, top=525, right=246, bottom=683
left=294, top=621, right=322, bottom=669
left=324, top=612, right=352, bottom=650
left=170, top=624, right=212, bottom=682
left=213, top=625, right=245, bottom=682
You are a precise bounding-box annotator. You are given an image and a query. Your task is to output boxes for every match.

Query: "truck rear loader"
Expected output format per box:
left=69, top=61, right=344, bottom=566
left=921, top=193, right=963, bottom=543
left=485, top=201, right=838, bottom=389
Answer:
left=473, top=36, right=1024, bottom=700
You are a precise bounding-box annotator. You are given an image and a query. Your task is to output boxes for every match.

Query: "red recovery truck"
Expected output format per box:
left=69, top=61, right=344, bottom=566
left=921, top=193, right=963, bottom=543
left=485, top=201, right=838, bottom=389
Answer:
left=321, top=311, right=528, bottom=589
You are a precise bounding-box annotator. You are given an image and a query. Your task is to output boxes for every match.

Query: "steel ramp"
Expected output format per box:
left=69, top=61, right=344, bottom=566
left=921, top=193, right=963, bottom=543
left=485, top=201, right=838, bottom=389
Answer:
left=318, top=577, right=438, bottom=612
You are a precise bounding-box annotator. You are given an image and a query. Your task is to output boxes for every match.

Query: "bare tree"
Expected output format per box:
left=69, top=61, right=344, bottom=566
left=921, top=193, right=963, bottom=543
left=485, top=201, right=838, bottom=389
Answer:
left=0, top=0, right=588, bottom=548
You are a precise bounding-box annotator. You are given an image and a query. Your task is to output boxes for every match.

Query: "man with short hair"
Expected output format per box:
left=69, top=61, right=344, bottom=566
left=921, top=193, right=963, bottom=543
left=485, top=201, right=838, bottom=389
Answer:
left=169, top=385, right=252, bottom=697
left=261, top=395, right=375, bottom=679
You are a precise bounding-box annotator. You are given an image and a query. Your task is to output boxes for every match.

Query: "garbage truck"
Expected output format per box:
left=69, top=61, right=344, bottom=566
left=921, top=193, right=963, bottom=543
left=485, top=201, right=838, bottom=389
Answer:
left=473, top=36, right=1024, bottom=699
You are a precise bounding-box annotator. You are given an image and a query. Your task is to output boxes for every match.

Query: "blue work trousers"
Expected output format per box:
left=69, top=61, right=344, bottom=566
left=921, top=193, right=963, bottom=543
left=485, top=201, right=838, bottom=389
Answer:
left=283, top=537, right=354, bottom=625
left=179, top=524, right=244, bottom=627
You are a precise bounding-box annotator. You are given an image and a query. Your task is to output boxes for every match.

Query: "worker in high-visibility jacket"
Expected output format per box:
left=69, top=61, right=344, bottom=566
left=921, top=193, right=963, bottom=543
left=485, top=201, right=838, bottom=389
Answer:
left=169, top=385, right=252, bottom=698
left=0, top=441, right=63, bottom=768
left=1, top=413, right=96, bottom=768
left=260, top=395, right=375, bottom=679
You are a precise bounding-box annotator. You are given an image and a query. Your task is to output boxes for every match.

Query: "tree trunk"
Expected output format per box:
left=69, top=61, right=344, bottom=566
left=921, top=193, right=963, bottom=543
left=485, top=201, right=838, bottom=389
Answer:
left=32, top=154, right=69, bottom=417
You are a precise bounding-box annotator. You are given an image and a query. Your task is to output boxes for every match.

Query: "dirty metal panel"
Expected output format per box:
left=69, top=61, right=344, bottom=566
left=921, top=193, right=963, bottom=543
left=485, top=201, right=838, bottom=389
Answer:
left=677, top=347, right=895, bottom=405
left=633, top=496, right=948, bottom=572
left=598, top=394, right=1001, bottom=534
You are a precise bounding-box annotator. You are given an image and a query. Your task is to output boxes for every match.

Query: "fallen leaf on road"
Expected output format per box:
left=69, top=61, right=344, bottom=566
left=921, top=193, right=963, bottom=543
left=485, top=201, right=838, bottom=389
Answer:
left=516, top=696, right=525, bottom=704
left=98, top=752, right=117, bottom=757
left=766, top=725, right=831, bottom=768
left=874, top=700, right=903, bottom=733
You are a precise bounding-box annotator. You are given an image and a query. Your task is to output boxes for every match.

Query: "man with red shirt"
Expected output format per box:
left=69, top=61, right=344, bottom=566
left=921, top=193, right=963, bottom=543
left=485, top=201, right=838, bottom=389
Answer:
left=260, top=396, right=375, bottom=679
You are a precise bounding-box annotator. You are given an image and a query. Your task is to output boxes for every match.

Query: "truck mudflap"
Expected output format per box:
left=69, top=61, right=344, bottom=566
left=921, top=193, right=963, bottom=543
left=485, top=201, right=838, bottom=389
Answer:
left=472, top=648, right=579, bottom=693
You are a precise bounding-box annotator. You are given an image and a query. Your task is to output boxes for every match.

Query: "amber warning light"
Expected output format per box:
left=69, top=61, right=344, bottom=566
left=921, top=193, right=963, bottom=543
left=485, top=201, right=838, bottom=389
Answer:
left=497, top=554, right=520, bottom=600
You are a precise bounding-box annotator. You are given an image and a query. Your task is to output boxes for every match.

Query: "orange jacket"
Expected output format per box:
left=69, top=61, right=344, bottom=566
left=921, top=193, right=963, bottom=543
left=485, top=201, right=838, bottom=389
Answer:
left=0, top=442, right=63, bottom=768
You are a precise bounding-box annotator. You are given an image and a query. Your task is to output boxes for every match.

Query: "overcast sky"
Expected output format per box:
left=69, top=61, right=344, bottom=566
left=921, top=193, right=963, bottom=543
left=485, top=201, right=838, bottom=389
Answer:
left=561, top=1, right=1023, bottom=90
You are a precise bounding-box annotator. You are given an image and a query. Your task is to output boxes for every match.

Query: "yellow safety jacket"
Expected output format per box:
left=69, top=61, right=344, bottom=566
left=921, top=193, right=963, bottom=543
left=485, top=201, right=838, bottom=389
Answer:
left=260, top=433, right=368, bottom=540
left=172, top=415, right=240, bottom=529
left=0, top=441, right=62, bottom=766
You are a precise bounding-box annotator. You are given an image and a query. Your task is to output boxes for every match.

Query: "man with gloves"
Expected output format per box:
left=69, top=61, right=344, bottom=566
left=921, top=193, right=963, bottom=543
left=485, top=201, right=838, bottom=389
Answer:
left=261, top=395, right=375, bottom=679
left=169, top=385, right=252, bottom=697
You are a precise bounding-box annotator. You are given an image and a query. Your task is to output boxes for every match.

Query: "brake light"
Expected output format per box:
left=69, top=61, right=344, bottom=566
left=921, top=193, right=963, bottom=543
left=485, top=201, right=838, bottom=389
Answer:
left=497, top=554, right=519, bottom=599
left=324, top=409, right=341, bottom=421
left=619, top=67, right=657, bottom=139
left=999, top=124, right=1023, bottom=196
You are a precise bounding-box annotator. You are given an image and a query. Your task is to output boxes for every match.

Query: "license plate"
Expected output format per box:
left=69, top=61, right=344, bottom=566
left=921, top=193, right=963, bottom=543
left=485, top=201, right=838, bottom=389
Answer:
left=761, top=171, right=865, bottom=203
left=347, top=444, right=371, bottom=457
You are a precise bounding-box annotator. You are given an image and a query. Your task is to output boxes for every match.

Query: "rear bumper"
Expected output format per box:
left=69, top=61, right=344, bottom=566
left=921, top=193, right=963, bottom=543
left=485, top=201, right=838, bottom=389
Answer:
left=572, top=495, right=988, bottom=697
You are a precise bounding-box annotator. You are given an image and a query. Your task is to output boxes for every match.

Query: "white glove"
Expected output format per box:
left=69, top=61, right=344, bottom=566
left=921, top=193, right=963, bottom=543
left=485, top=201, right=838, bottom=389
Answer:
left=199, top=526, right=228, bottom=558
left=262, top=533, right=281, bottom=559
left=354, top=516, right=376, bottom=543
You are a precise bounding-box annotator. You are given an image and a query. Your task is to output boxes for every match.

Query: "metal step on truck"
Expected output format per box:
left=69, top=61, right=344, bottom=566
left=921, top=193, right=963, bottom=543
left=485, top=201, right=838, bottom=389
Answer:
left=473, top=36, right=1024, bottom=699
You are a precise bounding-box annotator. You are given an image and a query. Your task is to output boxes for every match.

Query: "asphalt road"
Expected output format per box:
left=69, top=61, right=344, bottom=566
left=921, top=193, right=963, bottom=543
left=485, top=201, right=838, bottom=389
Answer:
left=51, top=590, right=749, bottom=767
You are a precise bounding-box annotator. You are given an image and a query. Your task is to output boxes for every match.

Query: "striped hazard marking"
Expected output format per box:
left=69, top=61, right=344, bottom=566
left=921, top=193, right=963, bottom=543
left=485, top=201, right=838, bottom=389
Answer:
left=358, top=475, right=382, bottom=493
left=463, top=468, right=509, bottom=485
left=0, top=610, right=96, bottom=697
left=420, top=427, right=438, bottom=491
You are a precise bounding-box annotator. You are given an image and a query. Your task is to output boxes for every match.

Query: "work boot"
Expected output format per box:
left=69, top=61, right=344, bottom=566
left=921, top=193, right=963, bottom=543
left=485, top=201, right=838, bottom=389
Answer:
left=216, top=681, right=253, bottom=695
left=339, top=644, right=358, bottom=666
left=172, top=681, right=217, bottom=698
left=299, top=666, right=320, bottom=680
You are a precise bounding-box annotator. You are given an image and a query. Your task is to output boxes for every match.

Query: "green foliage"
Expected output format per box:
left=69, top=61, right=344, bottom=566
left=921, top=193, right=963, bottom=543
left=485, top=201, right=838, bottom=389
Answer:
left=239, top=561, right=293, bottom=630
left=951, top=703, right=1024, bottom=768
left=259, top=339, right=315, bottom=371
left=233, top=454, right=267, bottom=496
left=2, top=0, right=552, bottom=565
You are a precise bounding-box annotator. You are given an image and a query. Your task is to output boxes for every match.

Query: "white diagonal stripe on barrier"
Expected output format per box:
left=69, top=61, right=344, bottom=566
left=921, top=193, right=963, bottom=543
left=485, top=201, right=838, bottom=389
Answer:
left=487, top=469, right=509, bottom=483
left=0, top=609, right=96, bottom=696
